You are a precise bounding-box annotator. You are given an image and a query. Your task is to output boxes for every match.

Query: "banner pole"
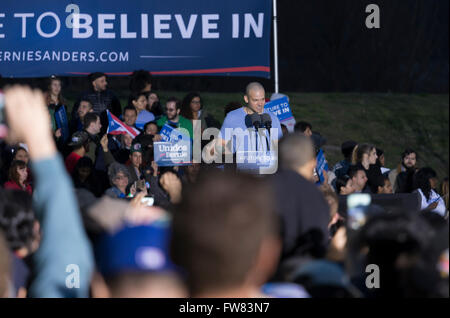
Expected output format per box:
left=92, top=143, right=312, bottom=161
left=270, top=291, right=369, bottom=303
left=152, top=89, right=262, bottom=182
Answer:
left=273, top=0, right=279, bottom=93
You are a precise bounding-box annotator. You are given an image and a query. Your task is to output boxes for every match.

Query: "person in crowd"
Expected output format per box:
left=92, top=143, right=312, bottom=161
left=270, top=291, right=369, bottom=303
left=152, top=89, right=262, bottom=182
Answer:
left=171, top=170, right=282, bottom=297
left=11, top=146, right=33, bottom=186
left=146, top=91, right=164, bottom=118
left=389, top=148, right=418, bottom=193
left=181, top=163, right=202, bottom=186
left=44, top=76, right=70, bottom=145
left=333, top=140, right=358, bottom=179
left=157, top=97, right=193, bottom=139
left=129, top=69, right=152, bottom=94
left=412, top=167, right=446, bottom=216
left=70, top=99, right=93, bottom=135
left=440, top=177, right=449, bottom=218
left=348, top=165, right=369, bottom=193
left=3, top=85, right=93, bottom=297
left=180, top=92, right=220, bottom=132
left=73, top=72, right=121, bottom=117
left=271, top=133, right=330, bottom=264
left=0, top=231, right=10, bottom=297
left=12, top=146, right=29, bottom=165
left=71, top=157, right=104, bottom=198
left=0, top=190, right=40, bottom=297
left=105, top=162, right=133, bottom=199
left=375, top=174, right=393, bottom=194
left=209, top=82, right=282, bottom=159
left=83, top=112, right=102, bottom=163
left=351, top=143, right=382, bottom=193
left=65, top=131, right=90, bottom=175
left=122, top=106, right=141, bottom=131
left=294, top=121, right=313, bottom=137
left=109, top=133, right=133, bottom=165
left=127, top=143, right=144, bottom=184
left=72, top=72, right=122, bottom=136
left=143, top=121, right=159, bottom=137
left=348, top=211, right=448, bottom=297
left=92, top=221, right=188, bottom=298
left=335, top=175, right=355, bottom=195
left=319, top=184, right=342, bottom=234
left=376, top=148, right=390, bottom=175
left=4, top=160, right=32, bottom=195
left=128, top=92, right=155, bottom=130
left=224, top=101, right=242, bottom=117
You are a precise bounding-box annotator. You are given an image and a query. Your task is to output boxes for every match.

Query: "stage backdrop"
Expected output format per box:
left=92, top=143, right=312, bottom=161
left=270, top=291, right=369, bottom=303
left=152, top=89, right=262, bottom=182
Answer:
left=0, top=0, right=272, bottom=78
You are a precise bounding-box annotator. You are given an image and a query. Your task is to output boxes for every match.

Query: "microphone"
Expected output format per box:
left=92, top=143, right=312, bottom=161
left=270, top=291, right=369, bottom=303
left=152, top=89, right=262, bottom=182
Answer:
left=260, top=113, right=272, bottom=129
left=260, top=113, right=272, bottom=150
left=245, top=113, right=262, bottom=150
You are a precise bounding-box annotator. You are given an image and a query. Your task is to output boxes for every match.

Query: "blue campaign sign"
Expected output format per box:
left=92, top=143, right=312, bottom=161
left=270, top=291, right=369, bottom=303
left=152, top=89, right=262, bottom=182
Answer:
left=0, top=0, right=272, bottom=78
left=316, top=149, right=329, bottom=184
left=264, top=97, right=296, bottom=132
left=154, top=141, right=191, bottom=167
left=159, top=123, right=190, bottom=142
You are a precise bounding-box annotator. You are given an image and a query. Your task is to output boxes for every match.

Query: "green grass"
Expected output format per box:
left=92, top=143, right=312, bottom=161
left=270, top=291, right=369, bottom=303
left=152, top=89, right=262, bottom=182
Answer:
left=65, top=91, right=449, bottom=179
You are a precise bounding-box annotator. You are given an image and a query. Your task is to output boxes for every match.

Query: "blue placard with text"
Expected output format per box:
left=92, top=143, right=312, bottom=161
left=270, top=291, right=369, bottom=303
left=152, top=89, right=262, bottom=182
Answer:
left=154, top=141, right=191, bottom=167
left=316, top=149, right=329, bottom=184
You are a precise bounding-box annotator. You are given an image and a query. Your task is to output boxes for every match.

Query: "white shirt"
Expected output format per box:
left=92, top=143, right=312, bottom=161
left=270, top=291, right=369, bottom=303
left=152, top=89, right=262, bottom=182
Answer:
left=417, top=188, right=446, bottom=217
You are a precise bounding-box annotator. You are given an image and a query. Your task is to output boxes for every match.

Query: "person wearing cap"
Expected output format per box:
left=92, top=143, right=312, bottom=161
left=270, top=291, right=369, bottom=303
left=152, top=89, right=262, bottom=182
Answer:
left=92, top=220, right=187, bottom=298
left=65, top=131, right=90, bottom=175
left=127, top=143, right=144, bottom=184
left=72, top=72, right=122, bottom=136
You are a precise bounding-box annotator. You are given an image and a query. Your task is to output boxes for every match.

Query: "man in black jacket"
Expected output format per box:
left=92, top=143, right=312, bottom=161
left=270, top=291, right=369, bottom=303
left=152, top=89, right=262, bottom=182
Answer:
left=72, top=72, right=122, bottom=136
left=271, top=133, right=331, bottom=265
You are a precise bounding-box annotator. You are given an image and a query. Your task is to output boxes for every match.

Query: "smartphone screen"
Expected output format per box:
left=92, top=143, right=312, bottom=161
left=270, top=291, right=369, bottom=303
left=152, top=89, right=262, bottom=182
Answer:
left=141, top=196, right=155, bottom=206
left=347, top=193, right=372, bottom=231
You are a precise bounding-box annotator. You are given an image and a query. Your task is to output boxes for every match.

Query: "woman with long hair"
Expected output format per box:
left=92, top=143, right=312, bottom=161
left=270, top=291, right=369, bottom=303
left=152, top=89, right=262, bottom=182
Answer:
left=146, top=91, right=164, bottom=118
left=180, top=92, right=220, bottom=132
left=128, top=92, right=155, bottom=130
left=44, top=76, right=70, bottom=145
left=351, top=143, right=382, bottom=193
left=413, top=168, right=446, bottom=216
left=4, top=160, right=32, bottom=195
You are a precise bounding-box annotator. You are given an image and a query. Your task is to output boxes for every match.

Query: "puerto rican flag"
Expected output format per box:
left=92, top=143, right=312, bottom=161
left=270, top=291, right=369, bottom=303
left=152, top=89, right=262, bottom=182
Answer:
left=106, top=110, right=140, bottom=138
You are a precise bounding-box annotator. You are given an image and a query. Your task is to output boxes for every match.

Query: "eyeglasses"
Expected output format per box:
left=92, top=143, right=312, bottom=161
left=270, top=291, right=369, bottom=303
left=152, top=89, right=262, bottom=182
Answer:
left=166, top=108, right=177, bottom=112
left=114, top=175, right=128, bottom=180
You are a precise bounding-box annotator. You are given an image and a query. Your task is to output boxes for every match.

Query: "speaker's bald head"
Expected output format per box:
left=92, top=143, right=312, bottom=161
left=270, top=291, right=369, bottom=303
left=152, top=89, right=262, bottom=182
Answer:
left=245, top=82, right=265, bottom=97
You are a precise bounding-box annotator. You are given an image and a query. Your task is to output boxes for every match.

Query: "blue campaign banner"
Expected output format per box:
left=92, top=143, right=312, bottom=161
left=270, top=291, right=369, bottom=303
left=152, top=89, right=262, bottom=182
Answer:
left=264, top=97, right=296, bottom=132
left=316, top=149, right=329, bottom=184
left=159, top=123, right=190, bottom=142
left=154, top=141, right=191, bottom=166
left=0, top=0, right=272, bottom=78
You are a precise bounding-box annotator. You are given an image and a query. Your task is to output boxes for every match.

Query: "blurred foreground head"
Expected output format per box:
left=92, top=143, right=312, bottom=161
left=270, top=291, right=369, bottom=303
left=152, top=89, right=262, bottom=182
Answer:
left=93, top=219, right=187, bottom=298
left=171, top=171, right=281, bottom=297
left=349, top=211, right=449, bottom=297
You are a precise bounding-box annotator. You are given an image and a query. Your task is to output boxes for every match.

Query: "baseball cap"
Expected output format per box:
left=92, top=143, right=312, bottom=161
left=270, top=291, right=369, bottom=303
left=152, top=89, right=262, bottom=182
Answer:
left=68, top=131, right=89, bottom=147
left=95, top=221, right=178, bottom=278
left=130, top=143, right=143, bottom=154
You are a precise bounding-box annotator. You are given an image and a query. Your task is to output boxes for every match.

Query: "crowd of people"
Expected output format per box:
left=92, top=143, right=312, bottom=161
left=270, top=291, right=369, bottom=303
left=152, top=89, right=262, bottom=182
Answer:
left=0, top=71, right=448, bottom=298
